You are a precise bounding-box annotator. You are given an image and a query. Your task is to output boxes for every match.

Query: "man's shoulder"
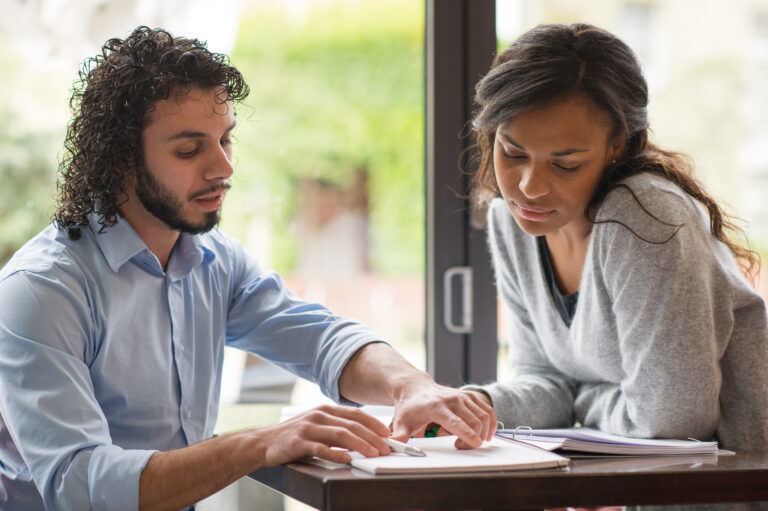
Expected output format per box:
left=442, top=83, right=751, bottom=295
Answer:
left=0, top=225, right=100, bottom=317
left=195, top=227, right=253, bottom=266
left=0, top=224, right=76, bottom=279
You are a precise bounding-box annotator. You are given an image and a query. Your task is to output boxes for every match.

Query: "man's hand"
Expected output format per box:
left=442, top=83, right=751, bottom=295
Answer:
left=139, top=403, right=391, bottom=510
left=338, top=343, right=497, bottom=451
left=389, top=382, right=496, bottom=450
left=254, top=404, right=391, bottom=465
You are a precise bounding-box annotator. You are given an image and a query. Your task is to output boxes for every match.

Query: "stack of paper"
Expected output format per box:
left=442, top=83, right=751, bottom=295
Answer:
left=346, top=435, right=569, bottom=475
left=496, top=427, right=718, bottom=456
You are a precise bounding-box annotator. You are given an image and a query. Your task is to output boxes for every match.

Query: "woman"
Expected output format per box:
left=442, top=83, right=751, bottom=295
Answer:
left=463, top=23, right=768, bottom=461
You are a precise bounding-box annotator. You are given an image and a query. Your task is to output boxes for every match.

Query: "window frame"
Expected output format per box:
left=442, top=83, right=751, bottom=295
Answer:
left=425, top=0, right=497, bottom=387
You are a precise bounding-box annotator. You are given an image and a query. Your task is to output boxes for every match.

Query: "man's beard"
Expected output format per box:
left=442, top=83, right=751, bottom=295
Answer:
left=134, top=161, right=224, bottom=235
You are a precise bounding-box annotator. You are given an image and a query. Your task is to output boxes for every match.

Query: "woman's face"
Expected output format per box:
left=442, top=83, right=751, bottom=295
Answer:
left=493, top=95, right=622, bottom=239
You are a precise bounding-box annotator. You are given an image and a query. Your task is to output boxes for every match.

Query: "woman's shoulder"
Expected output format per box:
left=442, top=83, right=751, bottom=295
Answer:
left=595, top=172, right=704, bottom=237
left=598, top=172, right=690, bottom=213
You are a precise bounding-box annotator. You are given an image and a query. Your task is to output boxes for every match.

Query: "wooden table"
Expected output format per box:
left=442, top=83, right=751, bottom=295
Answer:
left=248, top=450, right=768, bottom=510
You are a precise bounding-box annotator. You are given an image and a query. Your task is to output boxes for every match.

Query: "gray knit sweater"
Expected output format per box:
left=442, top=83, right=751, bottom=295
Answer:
left=467, top=173, right=768, bottom=507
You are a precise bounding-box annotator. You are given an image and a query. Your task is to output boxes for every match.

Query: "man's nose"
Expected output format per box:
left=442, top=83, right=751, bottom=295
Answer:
left=205, top=146, right=234, bottom=181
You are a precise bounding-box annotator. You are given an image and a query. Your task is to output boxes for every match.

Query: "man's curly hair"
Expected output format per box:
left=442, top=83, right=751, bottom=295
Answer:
left=54, top=25, right=249, bottom=239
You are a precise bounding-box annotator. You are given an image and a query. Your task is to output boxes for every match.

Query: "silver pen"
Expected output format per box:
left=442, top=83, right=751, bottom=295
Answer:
left=384, top=437, right=427, bottom=457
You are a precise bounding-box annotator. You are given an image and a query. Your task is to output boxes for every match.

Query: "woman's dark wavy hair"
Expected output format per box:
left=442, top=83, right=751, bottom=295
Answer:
left=54, top=25, right=249, bottom=239
left=471, top=23, right=758, bottom=278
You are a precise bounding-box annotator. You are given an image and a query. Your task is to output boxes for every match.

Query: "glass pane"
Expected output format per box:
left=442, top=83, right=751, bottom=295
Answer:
left=228, top=1, right=425, bottom=407
left=495, top=0, right=768, bottom=380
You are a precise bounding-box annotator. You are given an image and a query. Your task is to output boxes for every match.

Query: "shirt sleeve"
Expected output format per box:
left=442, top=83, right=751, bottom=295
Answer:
left=463, top=201, right=575, bottom=429
left=575, top=186, right=727, bottom=440
left=221, top=239, right=386, bottom=404
left=0, top=269, right=156, bottom=511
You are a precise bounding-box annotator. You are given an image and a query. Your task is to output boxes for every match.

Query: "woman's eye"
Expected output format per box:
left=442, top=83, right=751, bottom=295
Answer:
left=502, top=150, right=527, bottom=160
left=177, top=148, right=198, bottom=159
left=554, top=163, right=580, bottom=172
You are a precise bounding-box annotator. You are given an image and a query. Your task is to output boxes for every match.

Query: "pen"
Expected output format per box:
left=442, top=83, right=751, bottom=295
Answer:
left=384, top=437, right=427, bottom=457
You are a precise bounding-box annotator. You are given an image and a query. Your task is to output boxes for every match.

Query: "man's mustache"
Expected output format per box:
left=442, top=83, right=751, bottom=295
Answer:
left=189, top=182, right=232, bottom=200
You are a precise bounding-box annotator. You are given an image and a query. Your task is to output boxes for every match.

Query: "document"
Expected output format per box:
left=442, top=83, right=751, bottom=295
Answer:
left=346, top=435, right=568, bottom=475
left=496, top=427, right=718, bottom=456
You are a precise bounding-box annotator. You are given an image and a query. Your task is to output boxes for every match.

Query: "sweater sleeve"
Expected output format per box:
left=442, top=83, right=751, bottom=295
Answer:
left=464, top=200, right=574, bottom=429
left=575, top=185, right=731, bottom=440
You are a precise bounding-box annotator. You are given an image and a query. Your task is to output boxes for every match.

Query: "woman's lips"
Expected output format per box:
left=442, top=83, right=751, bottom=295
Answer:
left=513, top=202, right=554, bottom=222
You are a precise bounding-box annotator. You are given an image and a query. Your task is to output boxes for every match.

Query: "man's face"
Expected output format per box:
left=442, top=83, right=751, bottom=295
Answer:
left=129, top=86, right=236, bottom=235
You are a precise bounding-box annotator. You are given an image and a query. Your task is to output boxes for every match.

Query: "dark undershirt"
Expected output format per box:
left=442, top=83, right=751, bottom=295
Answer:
left=537, top=236, right=579, bottom=327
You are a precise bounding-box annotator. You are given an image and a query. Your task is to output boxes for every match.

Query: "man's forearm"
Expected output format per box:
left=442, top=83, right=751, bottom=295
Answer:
left=139, top=430, right=263, bottom=511
left=338, top=342, right=432, bottom=405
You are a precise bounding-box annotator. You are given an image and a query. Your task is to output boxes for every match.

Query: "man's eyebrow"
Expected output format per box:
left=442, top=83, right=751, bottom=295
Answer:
left=166, top=120, right=238, bottom=141
left=498, top=131, right=589, bottom=156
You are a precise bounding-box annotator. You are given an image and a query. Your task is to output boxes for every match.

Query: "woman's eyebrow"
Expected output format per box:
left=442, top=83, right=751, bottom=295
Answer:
left=498, top=131, right=588, bottom=156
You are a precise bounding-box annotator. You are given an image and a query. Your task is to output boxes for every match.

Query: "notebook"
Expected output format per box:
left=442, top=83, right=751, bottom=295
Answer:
left=344, top=435, right=568, bottom=475
left=496, top=427, right=718, bottom=456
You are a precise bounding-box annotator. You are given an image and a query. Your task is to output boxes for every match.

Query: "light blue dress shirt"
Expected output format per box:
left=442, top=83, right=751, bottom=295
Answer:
left=0, top=216, right=382, bottom=510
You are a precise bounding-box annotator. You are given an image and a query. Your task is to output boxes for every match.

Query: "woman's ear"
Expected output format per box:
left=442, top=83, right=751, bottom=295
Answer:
left=609, top=133, right=626, bottom=162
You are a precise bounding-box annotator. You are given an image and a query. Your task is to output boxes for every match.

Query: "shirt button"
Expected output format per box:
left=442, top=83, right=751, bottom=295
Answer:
left=186, top=410, right=191, bottom=419
left=178, top=344, right=184, bottom=351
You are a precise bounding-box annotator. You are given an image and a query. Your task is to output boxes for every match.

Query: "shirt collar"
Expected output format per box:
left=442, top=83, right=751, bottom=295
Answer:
left=89, top=214, right=215, bottom=276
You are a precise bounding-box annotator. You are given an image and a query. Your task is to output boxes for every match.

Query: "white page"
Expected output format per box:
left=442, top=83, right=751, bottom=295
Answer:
left=348, top=436, right=568, bottom=475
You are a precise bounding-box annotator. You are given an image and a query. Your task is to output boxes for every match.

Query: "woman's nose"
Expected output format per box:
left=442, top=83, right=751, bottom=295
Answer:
left=518, top=165, right=550, bottom=199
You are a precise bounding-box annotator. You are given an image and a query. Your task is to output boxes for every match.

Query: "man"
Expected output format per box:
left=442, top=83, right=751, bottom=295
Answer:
left=0, top=26, right=495, bottom=510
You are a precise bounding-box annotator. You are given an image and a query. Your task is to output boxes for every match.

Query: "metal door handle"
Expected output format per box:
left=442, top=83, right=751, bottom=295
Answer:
left=443, top=266, right=473, bottom=334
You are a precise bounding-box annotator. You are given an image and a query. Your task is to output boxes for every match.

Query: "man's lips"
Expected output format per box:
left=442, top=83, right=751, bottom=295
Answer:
left=194, top=191, right=225, bottom=201
left=512, top=201, right=554, bottom=222
left=190, top=184, right=231, bottom=201
left=191, top=185, right=230, bottom=211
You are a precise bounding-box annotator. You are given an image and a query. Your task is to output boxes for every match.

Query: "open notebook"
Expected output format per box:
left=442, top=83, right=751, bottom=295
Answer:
left=340, top=435, right=568, bottom=475
left=496, top=427, right=719, bottom=456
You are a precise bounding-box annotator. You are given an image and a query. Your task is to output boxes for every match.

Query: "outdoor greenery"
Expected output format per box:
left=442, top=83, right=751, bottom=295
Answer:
left=0, top=110, right=58, bottom=262
left=226, top=0, right=424, bottom=275
left=0, top=39, right=62, bottom=265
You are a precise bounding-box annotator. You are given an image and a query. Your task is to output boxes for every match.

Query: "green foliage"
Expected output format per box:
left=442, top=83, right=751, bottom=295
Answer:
left=0, top=110, right=58, bottom=262
left=0, top=35, right=61, bottom=266
left=228, top=0, right=424, bottom=275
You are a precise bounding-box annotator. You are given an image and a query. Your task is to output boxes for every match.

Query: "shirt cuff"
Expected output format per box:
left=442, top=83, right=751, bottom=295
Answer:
left=88, top=444, right=157, bottom=511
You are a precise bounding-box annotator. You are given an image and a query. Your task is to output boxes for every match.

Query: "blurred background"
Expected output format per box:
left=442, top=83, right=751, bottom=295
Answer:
left=1, top=0, right=767, bottom=509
